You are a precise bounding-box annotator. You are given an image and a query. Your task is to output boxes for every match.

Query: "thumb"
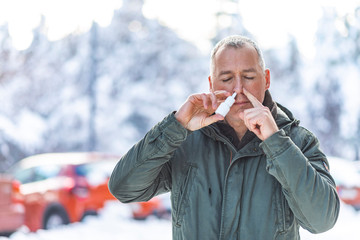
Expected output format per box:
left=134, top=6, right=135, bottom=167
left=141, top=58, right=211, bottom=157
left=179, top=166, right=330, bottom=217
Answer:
left=203, top=114, right=224, bottom=127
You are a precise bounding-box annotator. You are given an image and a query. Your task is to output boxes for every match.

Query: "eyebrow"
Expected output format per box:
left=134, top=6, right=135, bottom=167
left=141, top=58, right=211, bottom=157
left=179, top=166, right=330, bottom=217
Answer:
left=218, top=70, right=232, bottom=77
left=217, top=68, right=257, bottom=77
left=242, top=68, right=257, bottom=73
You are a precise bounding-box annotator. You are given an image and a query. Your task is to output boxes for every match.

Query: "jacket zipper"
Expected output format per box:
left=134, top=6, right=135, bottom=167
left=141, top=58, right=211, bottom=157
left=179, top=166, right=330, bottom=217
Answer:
left=217, top=136, right=263, bottom=240
left=218, top=137, right=238, bottom=240
left=204, top=127, right=264, bottom=239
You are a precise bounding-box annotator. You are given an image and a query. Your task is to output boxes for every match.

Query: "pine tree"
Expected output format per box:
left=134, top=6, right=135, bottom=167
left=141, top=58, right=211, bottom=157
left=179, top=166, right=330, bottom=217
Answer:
left=308, top=7, right=360, bottom=157
left=212, top=0, right=252, bottom=44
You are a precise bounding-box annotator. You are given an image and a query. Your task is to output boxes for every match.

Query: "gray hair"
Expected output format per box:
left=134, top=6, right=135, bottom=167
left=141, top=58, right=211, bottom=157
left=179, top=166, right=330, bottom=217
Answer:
left=210, top=35, right=266, bottom=76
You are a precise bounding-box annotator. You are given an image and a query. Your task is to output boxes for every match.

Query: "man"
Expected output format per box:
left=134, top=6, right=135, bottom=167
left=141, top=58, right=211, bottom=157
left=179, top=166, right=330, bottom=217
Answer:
left=109, top=35, right=339, bottom=239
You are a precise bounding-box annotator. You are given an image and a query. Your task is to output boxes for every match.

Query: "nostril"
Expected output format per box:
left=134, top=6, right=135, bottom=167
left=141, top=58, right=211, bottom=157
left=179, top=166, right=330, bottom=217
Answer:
left=233, top=87, right=243, bottom=95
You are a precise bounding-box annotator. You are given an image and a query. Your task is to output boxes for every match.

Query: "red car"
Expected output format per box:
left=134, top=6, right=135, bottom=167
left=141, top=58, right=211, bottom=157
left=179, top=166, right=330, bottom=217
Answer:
left=9, top=152, right=120, bottom=232
left=130, top=193, right=171, bottom=220
left=329, top=157, right=360, bottom=210
left=0, top=175, right=24, bottom=235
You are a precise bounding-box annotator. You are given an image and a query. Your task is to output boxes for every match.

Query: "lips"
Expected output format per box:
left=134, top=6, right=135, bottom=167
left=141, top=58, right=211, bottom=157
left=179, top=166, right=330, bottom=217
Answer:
left=234, top=100, right=250, bottom=106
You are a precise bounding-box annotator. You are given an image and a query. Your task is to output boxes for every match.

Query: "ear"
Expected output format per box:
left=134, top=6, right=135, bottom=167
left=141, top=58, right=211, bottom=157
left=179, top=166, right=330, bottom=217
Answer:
left=264, top=69, right=270, bottom=90
left=208, top=76, right=213, bottom=92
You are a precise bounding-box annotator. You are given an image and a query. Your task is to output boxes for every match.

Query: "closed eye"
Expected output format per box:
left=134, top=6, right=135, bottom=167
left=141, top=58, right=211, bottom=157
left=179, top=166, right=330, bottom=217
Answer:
left=222, top=77, right=232, bottom=82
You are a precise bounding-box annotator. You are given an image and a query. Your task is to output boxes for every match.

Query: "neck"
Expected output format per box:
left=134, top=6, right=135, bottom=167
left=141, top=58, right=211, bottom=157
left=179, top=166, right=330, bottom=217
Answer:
left=225, top=118, right=248, bottom=141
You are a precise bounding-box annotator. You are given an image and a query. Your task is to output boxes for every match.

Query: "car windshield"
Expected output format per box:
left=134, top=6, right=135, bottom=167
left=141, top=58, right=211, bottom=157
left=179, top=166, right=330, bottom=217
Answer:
left=14, top=165, right=62, bottom=184
left=75, top=161, right=116, bottom=186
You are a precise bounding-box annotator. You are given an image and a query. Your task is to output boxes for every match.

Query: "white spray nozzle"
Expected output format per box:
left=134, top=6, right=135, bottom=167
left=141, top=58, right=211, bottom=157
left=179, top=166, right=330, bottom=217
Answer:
left=215, top=92, right=237, bottom=117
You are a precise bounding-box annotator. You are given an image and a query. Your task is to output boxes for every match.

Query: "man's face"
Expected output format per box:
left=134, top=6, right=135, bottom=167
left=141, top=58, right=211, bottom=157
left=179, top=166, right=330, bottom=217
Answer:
left=209, top=44, right=270, bottom=123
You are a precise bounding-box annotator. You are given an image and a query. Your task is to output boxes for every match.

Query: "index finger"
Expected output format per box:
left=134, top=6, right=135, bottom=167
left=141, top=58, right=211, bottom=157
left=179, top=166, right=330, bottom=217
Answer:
left=213, top=90, right=232, bottom=100
left=243, top=88, right=263, bottom=108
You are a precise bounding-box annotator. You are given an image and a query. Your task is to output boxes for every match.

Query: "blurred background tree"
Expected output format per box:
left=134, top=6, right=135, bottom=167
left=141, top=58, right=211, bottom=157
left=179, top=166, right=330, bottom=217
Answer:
left=0, top=1, right=360, bottom=171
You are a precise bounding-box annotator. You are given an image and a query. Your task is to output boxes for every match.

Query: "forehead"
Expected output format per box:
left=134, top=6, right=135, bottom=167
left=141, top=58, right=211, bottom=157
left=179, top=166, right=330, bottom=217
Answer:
left=213, top=44, right=260, bottom=72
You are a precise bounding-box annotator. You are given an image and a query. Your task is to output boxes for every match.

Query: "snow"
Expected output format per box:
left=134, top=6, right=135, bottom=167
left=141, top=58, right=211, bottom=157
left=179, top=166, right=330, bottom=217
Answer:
left=0, top=1, right=360, bottom=238
left=2, top=201, right=172, bottom=240
left=0, top=200, right=359, bottom=240
left=328, top=157, right=360, bottom=187
left=0, top=110, right=46, bottom=151
left=300, top=203, right=360, bottom=239
left=0, top=0, right=359, bottom=171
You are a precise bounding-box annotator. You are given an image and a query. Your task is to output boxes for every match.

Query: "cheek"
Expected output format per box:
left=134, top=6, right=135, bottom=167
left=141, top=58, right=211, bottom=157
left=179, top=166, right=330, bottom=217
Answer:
left=247, top=79, right=266, bottom=91
left=244, top=82, right=266, bottom=100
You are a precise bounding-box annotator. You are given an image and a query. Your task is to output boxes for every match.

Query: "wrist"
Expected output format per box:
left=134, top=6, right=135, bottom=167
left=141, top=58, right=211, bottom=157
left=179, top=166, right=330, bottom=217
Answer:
left=174, top=111, right=188, bottom=129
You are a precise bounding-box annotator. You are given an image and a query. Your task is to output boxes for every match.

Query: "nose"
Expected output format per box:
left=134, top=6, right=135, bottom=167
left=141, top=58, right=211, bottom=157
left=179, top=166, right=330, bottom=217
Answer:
left=233, top=77, right=243, bottom=95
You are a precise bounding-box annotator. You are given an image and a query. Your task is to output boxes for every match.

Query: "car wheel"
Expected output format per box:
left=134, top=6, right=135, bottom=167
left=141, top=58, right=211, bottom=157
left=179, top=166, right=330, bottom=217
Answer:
left=43, top=205, right=70, bottom=230
left=81, top=210, right=98, bottom=221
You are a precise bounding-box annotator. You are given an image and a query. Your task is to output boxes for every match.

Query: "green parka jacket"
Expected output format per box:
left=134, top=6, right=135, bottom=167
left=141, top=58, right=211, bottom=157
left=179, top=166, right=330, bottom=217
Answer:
left=109, top=94, right=340, bottom=240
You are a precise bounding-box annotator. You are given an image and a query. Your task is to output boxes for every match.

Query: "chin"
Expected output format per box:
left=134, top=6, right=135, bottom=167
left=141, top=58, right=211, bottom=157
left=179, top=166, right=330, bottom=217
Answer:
left=225, top=113, right=242, bottom=122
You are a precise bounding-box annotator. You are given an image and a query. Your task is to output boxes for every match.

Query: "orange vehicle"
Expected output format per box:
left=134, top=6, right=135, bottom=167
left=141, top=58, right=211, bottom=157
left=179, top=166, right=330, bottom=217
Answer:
left=329, top=157, right=360, bottom=210
left=130, top=193, right=171, bottom=220
left=0, top=175, right=24, bottom=235
left=9, top=152, right=119, bottom=231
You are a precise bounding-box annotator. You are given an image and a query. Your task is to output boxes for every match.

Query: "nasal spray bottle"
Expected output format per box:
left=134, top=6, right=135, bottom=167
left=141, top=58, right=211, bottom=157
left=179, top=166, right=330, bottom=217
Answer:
left=215, top=92, right=237, bottom=117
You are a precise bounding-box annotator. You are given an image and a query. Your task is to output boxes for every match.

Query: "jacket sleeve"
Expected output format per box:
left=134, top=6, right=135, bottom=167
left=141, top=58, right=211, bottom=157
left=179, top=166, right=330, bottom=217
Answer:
left=260, top=129, right=340, bottom=233
left=108, top=113, right=189, bottom=203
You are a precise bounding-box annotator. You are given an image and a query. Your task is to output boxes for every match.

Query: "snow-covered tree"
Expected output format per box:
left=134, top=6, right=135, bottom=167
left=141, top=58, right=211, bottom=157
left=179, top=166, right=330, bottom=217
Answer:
left=264, top=35, right=304, bottom=118
left=308, top=7, right=360, bottom=159
left=212, top=0, right=252, bottom=44
left=0, top=0, right=209, bottom=167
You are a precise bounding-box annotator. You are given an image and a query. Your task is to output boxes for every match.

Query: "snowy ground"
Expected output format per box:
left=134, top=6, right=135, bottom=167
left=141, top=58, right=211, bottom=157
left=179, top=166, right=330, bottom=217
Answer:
left=1, top=200, right=359, bottom=240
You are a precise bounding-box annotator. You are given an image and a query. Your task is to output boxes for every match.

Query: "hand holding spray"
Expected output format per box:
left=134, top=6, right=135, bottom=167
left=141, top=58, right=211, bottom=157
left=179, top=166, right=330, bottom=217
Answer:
left=215, top=92, right=237, bottom=117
